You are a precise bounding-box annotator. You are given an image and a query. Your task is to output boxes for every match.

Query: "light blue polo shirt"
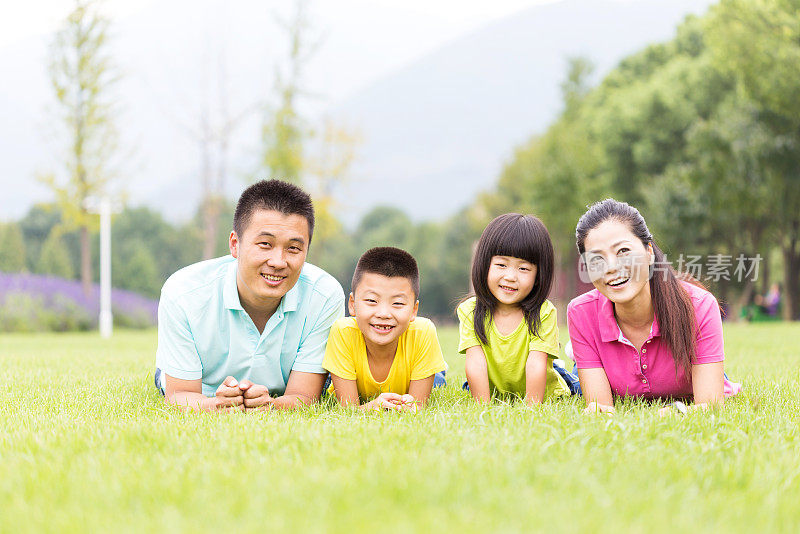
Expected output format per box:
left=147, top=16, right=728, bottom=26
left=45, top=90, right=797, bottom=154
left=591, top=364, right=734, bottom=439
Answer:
left=155, top=255, right=345, bottom=397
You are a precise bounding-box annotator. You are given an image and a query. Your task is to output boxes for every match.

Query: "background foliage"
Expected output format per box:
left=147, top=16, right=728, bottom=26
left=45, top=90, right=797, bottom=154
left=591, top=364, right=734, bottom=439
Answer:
left=2, top=0, right=797, bottom=327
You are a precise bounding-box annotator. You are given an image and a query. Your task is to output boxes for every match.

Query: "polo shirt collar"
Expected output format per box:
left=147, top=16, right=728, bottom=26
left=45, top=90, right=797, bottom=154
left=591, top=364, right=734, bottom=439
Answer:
left=597, top=292, right=661, bottom=342
left=223, top=261, right=244, bottom=310
left=223, top=260, right=300, bottom=313
left=598, top=295, right=619, bottom=342
left=282, top=282, right=299, bottom=312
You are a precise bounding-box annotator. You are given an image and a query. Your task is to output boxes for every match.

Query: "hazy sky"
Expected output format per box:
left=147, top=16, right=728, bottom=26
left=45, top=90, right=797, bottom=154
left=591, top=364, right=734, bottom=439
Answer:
left=1, top=0, right=560, bottom=50
left=0, top=0, right=569, bottom=114
left=0, top=0, right=666, bottom=221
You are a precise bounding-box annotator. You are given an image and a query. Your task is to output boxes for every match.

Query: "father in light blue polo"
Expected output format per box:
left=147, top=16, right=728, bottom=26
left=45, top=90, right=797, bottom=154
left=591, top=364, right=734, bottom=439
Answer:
left=155, top=179, right=344, bottom=411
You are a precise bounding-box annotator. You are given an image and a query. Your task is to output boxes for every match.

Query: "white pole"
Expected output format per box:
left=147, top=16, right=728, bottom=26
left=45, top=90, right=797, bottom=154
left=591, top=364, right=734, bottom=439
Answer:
left=99, top=196, right=113, bottom=338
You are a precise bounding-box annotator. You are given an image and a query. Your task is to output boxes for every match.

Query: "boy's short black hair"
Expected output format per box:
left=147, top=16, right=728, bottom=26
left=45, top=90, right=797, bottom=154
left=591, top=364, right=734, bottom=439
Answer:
left=351, top=247, right=420, bottom=299
left=233, top=179, right=315, bottom=241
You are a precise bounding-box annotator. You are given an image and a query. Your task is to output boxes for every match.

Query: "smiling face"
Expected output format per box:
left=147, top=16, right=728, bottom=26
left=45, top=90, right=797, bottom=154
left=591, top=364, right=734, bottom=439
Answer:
left=229, top=208, right=310, bottom=313
left=348, top=272, right=419, bottom=350
left=486, top=255, right=537, bottom=310
left=582, top=219, right=654, bottom=305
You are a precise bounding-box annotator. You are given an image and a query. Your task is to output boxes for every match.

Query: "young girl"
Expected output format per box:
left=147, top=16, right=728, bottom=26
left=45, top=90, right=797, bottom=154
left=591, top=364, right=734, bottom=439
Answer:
left=457, top=213, right=576, bottom=404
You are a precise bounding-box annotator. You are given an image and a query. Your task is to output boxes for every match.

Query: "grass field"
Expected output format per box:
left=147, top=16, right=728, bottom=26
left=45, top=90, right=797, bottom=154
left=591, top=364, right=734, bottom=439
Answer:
left=1, top=323, right=799, bottom=533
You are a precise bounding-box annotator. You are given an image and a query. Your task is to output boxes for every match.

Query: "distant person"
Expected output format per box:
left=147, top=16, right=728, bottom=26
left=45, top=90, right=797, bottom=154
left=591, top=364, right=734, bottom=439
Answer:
left=567, top=199, right=741, bottom=416
left=457, top=214, right=579, bottom=405
left=154, top=179, right=344, bottom=411
left=323, top=247, right=447, bottom=411
left=755, top=283, right=781, bottom=317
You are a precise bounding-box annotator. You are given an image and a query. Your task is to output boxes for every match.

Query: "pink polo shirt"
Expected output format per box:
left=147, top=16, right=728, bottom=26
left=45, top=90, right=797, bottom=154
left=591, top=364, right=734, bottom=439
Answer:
left=567, top=281, right=741, bottom=399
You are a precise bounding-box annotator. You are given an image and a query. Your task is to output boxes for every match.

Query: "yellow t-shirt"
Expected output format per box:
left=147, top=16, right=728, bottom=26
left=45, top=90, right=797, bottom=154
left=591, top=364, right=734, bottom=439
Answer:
left=323, top=316, right=447, bottom=400
left=457, top=297, right=569, bottom=399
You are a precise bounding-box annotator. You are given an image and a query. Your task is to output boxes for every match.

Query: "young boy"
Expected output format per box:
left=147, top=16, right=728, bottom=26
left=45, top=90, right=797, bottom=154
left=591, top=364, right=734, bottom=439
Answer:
left=323, top=247, right=447, bottom=411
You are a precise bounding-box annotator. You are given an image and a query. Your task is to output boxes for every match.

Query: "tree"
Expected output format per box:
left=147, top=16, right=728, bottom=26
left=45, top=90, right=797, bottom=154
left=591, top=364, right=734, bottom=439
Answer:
left=257, top=0, right=317, bottom=185
left=305, top=119, right=360, bottom=269
left=0, top=223, right=26, bottom=272
left=174, top=43, right=253, bottom=260
left=113, top=239, right=159, bottom=297
left=706, top=0, right=800, bottom=319
left=45, top=0, right=120, bottom=296
left=254, top=1, right=359, bottom=275
left=18, top=204, right=74, bottom=273
left=355, top=207, right=415, bottom=253
left=644, top=97, right=776, bottom=308
left=480, top=10, right=793, bottom=318
left=488, top=57, right=606, bottom=303
left=39, top=228, right=75, bottom=279
left=112, top=206, right=204, bottom=289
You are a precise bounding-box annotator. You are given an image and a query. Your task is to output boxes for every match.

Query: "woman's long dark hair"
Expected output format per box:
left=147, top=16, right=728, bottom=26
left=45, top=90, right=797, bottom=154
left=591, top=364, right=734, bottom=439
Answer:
left=576, top=199, right=702, bottom=378
left=468, top=213, right=555, bottom=345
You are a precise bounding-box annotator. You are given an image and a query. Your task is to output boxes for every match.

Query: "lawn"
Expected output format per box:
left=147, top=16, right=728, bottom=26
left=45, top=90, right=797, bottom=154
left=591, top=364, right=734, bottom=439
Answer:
left=1, top=323, right=798, bottom=533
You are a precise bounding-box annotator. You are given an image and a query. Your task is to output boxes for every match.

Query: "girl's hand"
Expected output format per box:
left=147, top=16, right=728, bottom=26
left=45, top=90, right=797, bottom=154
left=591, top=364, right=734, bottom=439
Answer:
left=583, top=401, right=616, bottom=415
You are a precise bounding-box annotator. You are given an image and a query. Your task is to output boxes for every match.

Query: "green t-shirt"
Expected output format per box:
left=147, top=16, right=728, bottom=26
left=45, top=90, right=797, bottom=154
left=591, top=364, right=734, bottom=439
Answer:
left=457, top=297, right=569, bottom=399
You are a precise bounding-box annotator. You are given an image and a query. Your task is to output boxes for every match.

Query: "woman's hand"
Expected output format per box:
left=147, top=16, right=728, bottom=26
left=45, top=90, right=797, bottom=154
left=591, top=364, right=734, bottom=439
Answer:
left=578, top=368, right=615, bottom=415
left=583, top=401, right=616, bottom=415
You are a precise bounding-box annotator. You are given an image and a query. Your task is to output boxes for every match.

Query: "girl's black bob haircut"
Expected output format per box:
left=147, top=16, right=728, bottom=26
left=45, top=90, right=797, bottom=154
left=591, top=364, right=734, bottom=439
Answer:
left=469, top=213, right=555, bottom=345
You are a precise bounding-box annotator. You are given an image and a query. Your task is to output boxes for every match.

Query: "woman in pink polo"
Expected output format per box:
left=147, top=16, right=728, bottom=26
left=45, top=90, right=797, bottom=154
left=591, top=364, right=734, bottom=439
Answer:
left=567, top=199, right=741, bottom=415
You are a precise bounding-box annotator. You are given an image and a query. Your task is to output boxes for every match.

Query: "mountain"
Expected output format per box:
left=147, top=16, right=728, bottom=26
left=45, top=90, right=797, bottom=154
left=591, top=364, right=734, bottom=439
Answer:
left=0, top=0, right=717, bottom=224
left=330, top=0, right=717, bottom=222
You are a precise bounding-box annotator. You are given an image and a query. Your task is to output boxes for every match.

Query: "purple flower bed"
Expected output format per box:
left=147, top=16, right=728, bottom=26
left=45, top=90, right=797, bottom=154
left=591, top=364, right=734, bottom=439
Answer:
left=0, top=272, right=158, bottom=331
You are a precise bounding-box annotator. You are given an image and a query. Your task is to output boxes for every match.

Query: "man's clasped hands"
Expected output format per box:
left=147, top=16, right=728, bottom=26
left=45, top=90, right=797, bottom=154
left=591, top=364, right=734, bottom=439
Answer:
left=212, top=376, right=275, bottom=412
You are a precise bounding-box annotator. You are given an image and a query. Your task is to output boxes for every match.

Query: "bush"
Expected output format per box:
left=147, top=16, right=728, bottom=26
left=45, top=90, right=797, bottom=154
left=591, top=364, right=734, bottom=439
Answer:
left=0, top=272, right=157, bottom=332
left=0, top=292, right=93, bottom=332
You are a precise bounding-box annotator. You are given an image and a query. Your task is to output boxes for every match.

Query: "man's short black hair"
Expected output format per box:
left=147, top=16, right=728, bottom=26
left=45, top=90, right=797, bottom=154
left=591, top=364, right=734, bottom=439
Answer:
left=233, top=179, right=315, bottom=241
left=351, top=247, right=420, bottom=299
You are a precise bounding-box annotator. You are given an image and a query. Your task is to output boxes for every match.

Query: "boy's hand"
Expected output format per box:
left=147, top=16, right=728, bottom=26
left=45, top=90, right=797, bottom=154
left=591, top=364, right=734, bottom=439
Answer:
left=238, top=379, right=274, bottom=411
left=212, top=376, right=245, bottom=411
left=365, top=393, right=420, bottom=413
left=397, top=394, right=419, bottom=412
left=368, top=392, right=405, bottom=411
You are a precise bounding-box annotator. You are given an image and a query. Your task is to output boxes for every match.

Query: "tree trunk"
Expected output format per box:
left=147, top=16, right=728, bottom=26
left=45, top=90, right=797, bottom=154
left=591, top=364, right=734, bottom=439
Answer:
left=782, top=218, right=800, bottom=320
left=735, top=274, right=755, bottom=322
left=202, top=196, right=220, bottom=260
left=783, top=246, right=799, bottom=321
left=80, top=224, right=92, bottom=297
left=565, top=257, right=577, bottom=302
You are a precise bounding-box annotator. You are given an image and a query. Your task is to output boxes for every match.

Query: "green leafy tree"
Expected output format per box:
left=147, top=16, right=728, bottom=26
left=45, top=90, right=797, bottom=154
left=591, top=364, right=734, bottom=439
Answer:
left=0, top=223, right=26, bottom=272
left=488, top=57, right=606, bottom=303
left=45, top=0, right=121, bottom=296
left=39, top=228, right=75, bottom=279
left=644, top=97, right=776, bottom=307
left=416, top=209, right=485, bottom=321
left=18, top=204, right=80, bottom=274
left=706, top=0, right=800, bottom=319
left=479, top=10, right=794, bottom=318
left=113, top=207, right=204, bottom=289
left=113, top=239, right=160, bottom=297
left=355, top=207, right=415, bottom=254
left=258, top=0, right=316, bottom=185
left=254, top=1, right=358, bottom=281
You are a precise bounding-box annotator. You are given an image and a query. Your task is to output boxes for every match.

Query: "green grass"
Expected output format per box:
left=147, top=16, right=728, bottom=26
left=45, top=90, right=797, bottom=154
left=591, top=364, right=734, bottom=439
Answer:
left=1, top=323, right=799, bottom=533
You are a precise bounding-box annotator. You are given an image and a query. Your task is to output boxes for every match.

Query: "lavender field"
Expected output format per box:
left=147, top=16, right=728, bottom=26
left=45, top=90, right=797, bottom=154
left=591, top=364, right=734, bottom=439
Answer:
left=0, top=272, right=158, bottom=332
